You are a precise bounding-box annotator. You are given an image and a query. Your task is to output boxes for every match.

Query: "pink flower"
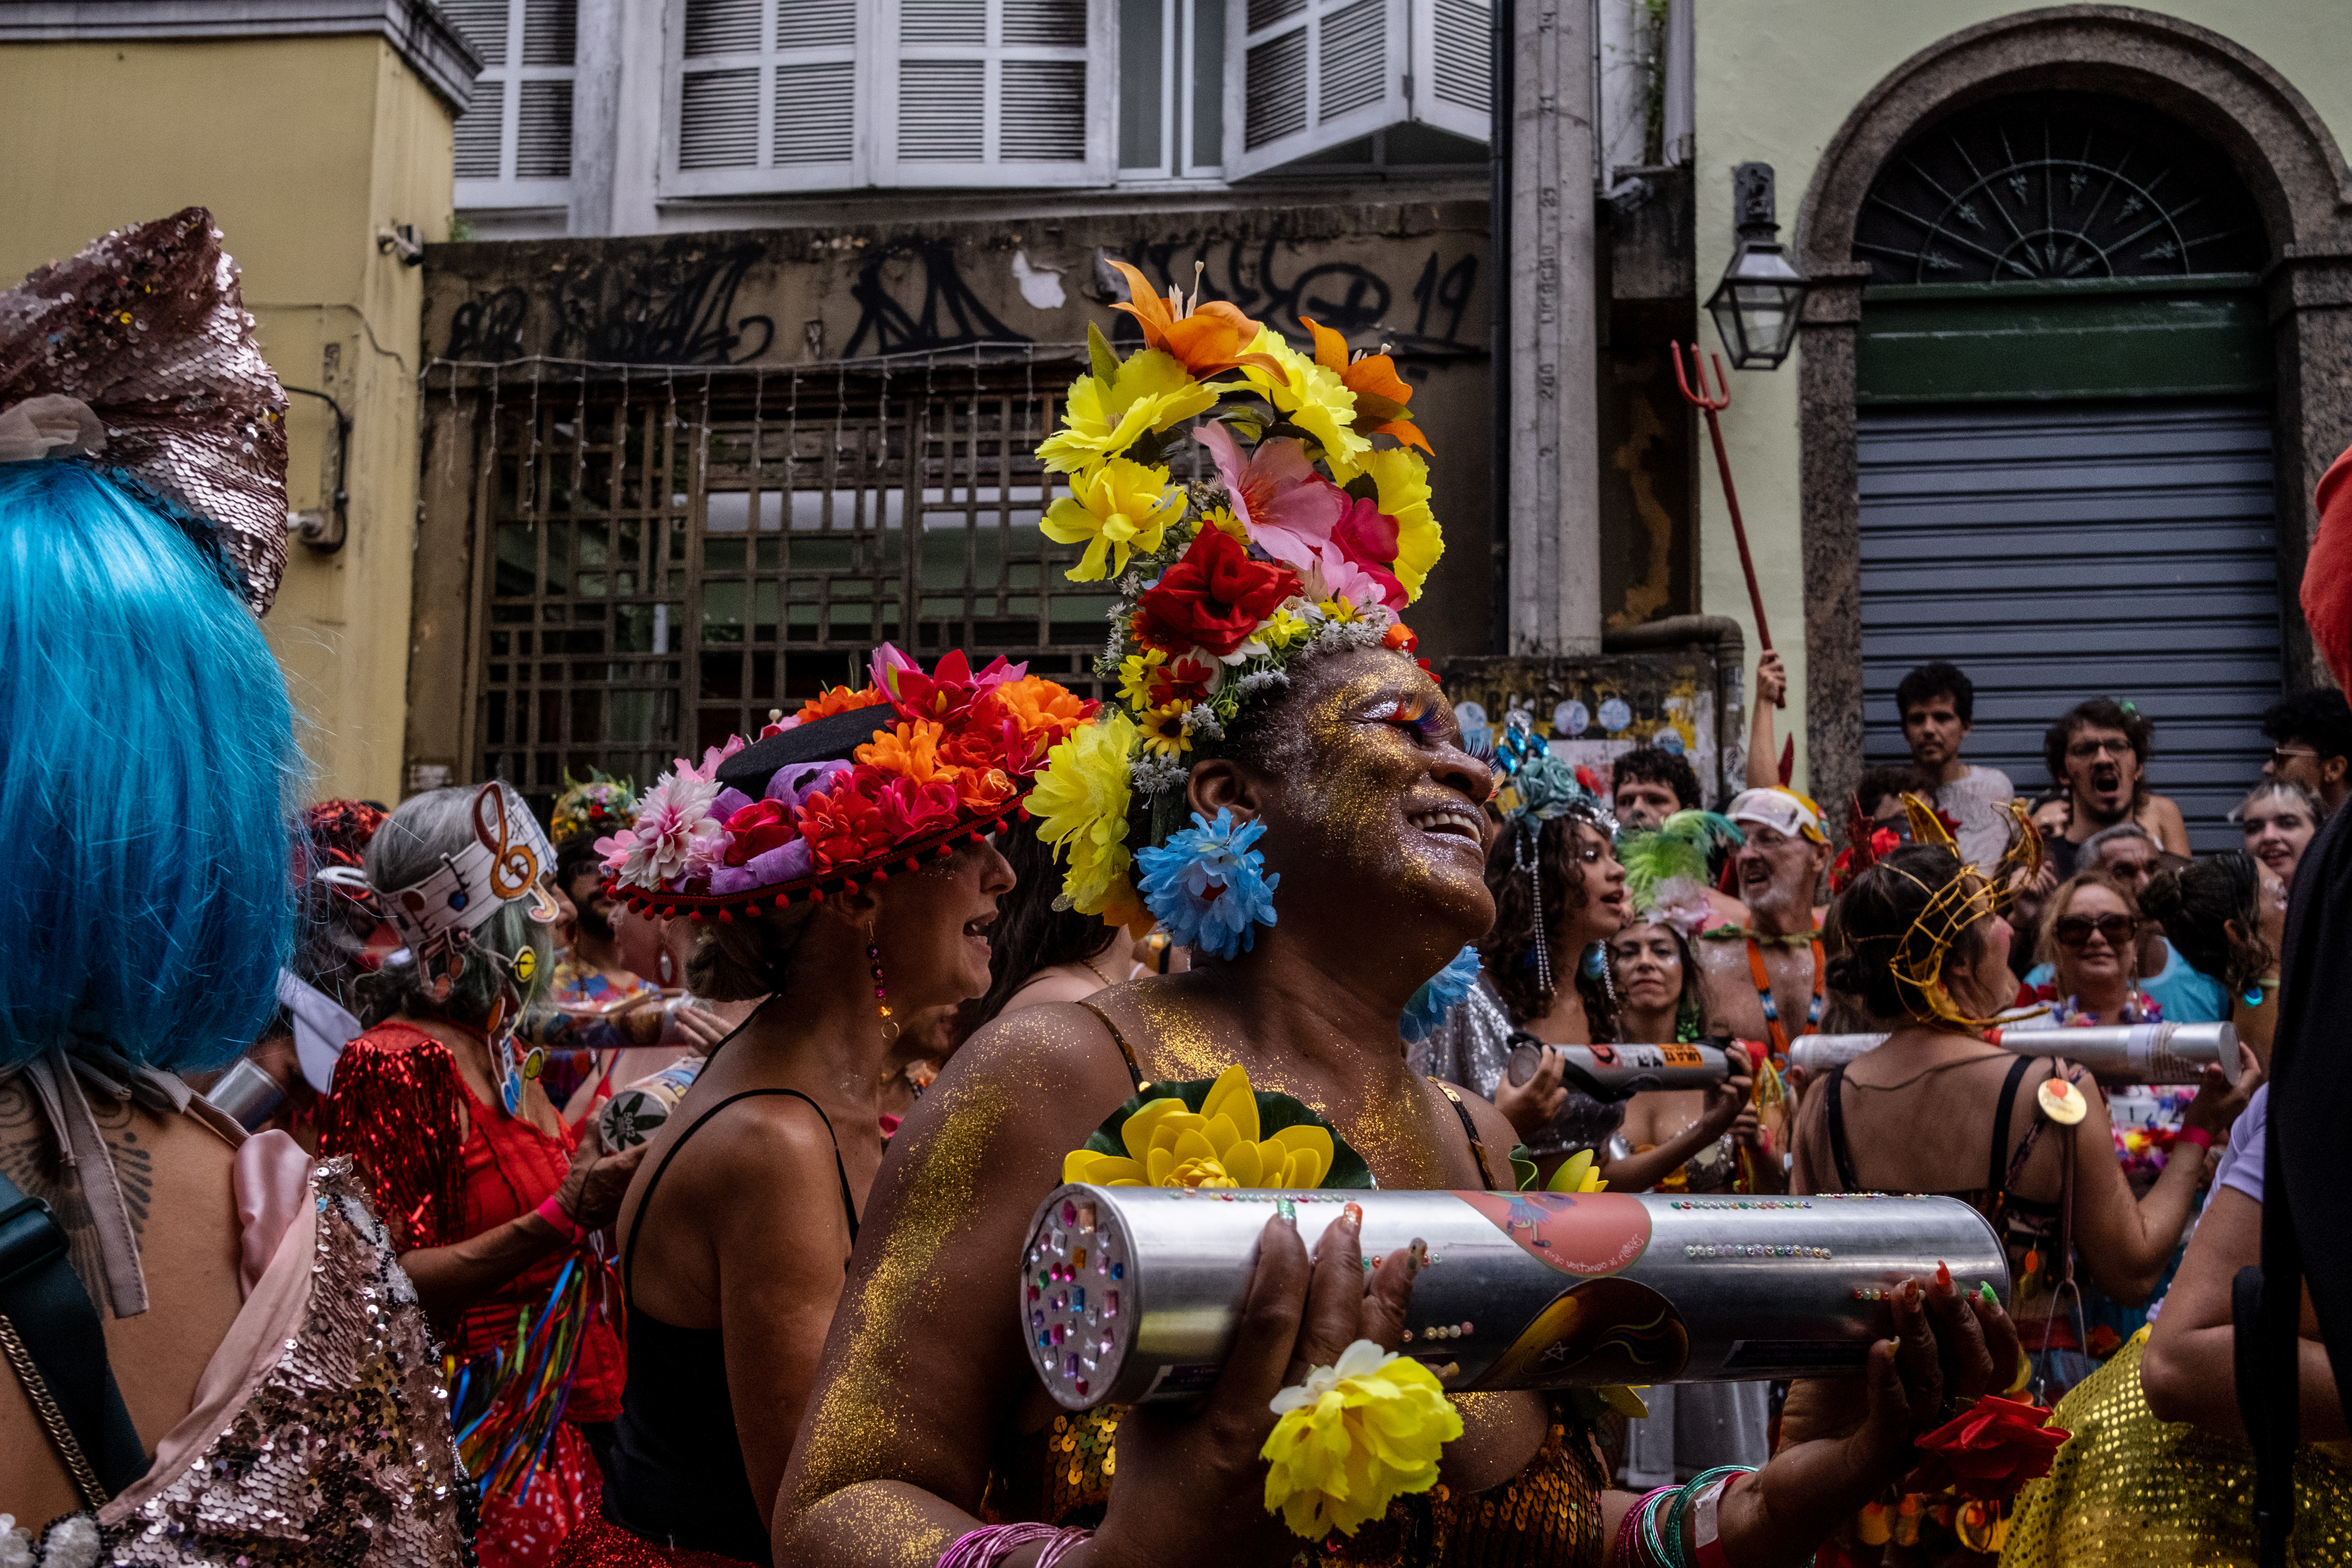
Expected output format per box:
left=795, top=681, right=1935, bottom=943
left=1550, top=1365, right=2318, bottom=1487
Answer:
left=868, top=773, right=962, bottom=841
left=1194, top=425, right=1343, bottom=575
left=677, top=734, right=747, bottom=783
left=605, top=773, right=727, bottom=888
left=870, top=646, right=1027, bottom=724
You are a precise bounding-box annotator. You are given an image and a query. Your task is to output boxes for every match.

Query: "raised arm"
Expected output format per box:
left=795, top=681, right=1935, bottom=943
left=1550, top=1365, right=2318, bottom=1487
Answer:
left=2060, top=1058, right=2251, bottom=1306
left=1746, top=651, right=1787, bottom=790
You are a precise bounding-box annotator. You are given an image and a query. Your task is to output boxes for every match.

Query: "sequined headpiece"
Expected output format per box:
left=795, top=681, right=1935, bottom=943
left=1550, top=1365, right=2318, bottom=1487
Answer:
left=1022, top=260, right=1446, bottom=929
left=0, top=208, right=289, bottom=613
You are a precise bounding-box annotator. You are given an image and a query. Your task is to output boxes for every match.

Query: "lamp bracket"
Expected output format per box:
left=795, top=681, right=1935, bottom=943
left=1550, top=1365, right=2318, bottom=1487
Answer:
left=1732, top=162, right=1780, bottom=244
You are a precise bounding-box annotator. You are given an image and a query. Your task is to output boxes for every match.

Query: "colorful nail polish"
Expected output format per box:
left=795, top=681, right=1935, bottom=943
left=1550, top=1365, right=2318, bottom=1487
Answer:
left=1936, top=1260, right=1953, bottom=1289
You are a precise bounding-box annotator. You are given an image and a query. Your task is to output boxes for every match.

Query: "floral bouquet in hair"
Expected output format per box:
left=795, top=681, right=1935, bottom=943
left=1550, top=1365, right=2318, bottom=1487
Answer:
left=1027, top=263, right=1446, bottom=939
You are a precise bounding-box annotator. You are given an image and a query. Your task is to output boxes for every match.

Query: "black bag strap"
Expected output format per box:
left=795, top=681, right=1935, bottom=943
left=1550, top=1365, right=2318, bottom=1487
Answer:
left=1822, top=1064, right=1862, bottom=1192
left=0, top=1169, right=149, bottom=1505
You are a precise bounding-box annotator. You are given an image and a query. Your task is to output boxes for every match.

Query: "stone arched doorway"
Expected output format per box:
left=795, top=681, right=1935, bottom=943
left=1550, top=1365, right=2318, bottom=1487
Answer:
left=1792, top=5, right=2352, bottom=831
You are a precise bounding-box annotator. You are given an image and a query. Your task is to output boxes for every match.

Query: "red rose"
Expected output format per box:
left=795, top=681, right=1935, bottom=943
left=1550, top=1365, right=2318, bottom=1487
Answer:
left=721, top=798, right=801, bottom=867
left=796, top=784, right=896, bottom=872
left=1133, top=528, right=1302, bottom=657
left=870, top=773, right=962, bottom=841
left=1905, top=1395, right=2070, bottom=1502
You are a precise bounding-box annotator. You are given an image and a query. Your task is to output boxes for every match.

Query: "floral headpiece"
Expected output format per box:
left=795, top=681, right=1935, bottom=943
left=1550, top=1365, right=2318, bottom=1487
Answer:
left=1021, top=263, right=1445, bottom=931
left=551, top=768, right=637, bottom=849
left=1492, top=712, right=1614, bottom=833
left=598, top=646, right=1093, bottom=920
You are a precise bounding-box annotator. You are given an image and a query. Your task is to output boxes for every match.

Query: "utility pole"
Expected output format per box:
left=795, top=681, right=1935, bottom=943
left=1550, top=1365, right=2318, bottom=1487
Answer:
left=1505, top=0, right=1600, bottom=654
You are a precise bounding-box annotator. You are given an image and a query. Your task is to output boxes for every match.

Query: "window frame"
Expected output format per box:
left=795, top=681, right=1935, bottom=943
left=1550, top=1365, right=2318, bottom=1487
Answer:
left=452, top=0, right=578, bottom=211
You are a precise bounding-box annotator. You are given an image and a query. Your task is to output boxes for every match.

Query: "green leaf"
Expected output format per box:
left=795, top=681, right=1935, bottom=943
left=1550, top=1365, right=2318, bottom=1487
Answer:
left=1081, top=1076, right=1375, bottom=1189
left=1088, top=322, right=1121, bottom=385
left=1509, top=1142, right=1539, bottom=1192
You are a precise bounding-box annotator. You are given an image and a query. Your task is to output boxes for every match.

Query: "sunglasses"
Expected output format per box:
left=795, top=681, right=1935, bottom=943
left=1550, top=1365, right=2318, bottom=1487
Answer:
left=2053, top=913, right=2138, bottom=948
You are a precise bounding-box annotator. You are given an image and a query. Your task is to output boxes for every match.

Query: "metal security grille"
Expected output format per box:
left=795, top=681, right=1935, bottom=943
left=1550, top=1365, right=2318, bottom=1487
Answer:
left=461, top=355, right=1115, bottom=803
left=1857, top=401, right=2279, bottom=852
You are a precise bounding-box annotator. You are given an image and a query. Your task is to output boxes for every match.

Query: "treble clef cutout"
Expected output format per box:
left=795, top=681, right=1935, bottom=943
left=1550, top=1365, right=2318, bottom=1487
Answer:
left=472, top=782, right=539, bottom=900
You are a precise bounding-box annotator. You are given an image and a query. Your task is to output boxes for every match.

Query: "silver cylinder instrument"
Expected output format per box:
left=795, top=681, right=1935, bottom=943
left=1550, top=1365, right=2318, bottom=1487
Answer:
left=1021, top=1185, right=2006, bottom=1410
left=1787, top=1021, right=2235, bottom=1082
left=1504, top=1039, right=1752, bottom=1093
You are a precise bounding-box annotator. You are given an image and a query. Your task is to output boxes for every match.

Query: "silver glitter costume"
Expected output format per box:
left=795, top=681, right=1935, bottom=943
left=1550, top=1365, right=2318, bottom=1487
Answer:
left=1412, top=973, right=1625, bottom=1158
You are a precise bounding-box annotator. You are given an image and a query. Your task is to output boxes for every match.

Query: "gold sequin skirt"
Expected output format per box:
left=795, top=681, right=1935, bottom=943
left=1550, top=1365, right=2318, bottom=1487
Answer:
left=2002, top=1331, right=2352, bottom=1567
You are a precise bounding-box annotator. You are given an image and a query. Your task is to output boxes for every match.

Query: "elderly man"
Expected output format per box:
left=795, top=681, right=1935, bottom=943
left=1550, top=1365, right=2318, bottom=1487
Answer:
left=1698, top=786, right=1831, bottom=1060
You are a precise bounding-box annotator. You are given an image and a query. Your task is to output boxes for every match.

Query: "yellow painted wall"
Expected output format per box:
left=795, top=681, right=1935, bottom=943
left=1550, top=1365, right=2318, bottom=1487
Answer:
left=0, top=35, right=456, bottom=804
left=1692, top=2, right=2350, bottom=791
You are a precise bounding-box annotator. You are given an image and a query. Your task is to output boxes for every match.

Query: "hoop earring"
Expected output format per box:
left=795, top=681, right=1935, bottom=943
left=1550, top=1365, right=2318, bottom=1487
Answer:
left=867, top=920, right=899, bottom=1042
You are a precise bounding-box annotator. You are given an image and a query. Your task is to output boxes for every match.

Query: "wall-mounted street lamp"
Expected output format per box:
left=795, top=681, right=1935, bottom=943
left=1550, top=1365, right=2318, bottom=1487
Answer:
left=1705, top=163, right=1813, bottom=370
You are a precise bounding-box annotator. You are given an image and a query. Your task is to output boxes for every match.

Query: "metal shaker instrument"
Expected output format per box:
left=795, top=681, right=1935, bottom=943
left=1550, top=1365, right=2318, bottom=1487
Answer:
left=1786, top=1021, right=2236, bottom=1082
left=597, top=1054, right=705, bottom=1150
left=1503, top=1038, right=1757, bottom=1095
left=1020, top=1185, right=2006, bottom=1410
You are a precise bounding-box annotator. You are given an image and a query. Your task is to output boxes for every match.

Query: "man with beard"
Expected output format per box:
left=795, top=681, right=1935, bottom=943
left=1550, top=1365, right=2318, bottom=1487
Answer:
left=1697, top=786, right=1832, bottom=1060
left=2042, top=697, right=2191, bottom=874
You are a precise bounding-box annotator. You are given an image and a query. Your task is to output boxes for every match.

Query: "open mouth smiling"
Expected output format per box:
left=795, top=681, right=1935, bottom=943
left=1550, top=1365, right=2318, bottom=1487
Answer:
left=1407, top=802, right=1485, bottom=853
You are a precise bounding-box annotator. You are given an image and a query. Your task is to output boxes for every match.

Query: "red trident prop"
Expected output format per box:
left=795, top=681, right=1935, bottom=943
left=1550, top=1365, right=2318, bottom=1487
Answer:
left=1673, top=341, right=1792, bottom=782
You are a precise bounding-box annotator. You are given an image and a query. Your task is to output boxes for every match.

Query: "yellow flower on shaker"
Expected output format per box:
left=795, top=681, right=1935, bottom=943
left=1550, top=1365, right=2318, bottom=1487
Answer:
left=1061, top=1063, right=1334, bottom=1188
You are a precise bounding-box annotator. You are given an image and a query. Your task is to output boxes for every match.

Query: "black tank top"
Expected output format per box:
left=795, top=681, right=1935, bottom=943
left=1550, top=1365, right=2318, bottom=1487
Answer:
left=600, top=1089, right=861, bottom=1565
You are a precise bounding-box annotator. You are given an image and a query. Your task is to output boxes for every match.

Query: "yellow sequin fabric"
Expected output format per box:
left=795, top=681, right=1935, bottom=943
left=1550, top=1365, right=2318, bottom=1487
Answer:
left=90, top=1158, right=473, bottom=1565
left=985, top=1402, right=1605, bottom=1566
left=2003, top=1331, right=2352, bottom=1567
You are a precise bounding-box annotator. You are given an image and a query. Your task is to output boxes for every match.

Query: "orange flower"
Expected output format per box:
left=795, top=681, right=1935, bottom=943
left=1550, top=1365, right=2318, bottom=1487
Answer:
left=1301, top=317, right=1431, bottom=455
left=953, top=765, right=1019, bottom=814
left=795, top=684, right=886, bottom=724
left=1096, top=874, right=1154, bottom=939
left=855, top=719, right=952, bottom=784
left=982, top=675, right=1100, bottom=765
left=1107, top=259, right=1285, bottom=380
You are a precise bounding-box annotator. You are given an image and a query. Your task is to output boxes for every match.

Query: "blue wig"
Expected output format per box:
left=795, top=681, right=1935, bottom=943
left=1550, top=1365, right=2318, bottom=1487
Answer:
left=0, top=462, right=299, bottom=1072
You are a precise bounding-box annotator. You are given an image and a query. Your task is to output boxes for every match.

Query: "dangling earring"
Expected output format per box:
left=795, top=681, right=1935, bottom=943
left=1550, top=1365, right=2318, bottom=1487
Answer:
left=657, top=949, right=676, bottom=987
left=867, top=920, right=899, bottom=1041
left=1515, top=823, right=1553, bottom=998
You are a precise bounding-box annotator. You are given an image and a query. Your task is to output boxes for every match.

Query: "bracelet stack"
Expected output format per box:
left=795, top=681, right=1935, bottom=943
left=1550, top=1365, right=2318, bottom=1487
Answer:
left=1614, top=1465, right=1758, bottom=1568
left=937, top=1523, right=1092, bottom=1568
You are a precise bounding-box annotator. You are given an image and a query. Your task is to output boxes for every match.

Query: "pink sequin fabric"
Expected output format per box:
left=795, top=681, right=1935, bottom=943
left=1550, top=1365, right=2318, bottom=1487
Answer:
left=90, top=1158, right=474, bottom=1566
left=0, top=207, right=289, bottom=612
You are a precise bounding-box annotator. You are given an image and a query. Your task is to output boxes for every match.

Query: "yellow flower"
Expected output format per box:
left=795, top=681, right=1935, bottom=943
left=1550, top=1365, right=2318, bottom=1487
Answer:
left=1138, top=701, right=1193, bottom=760
left=1547, top=1148, right=1608, bottom=1194
left=1029, top=712, right=1139, bottom=917
left=1197, top=503, right=1248, bottom=542
left=1240, top=328, right=1373, bottom=482
left=1260, top=605, right=1313, bottom=650
left=1364, top=447, right=1441, bottom=603
left=1116, top=646, right=1168, bottom=711
left=1260, top=1339, right=1462, bottom=1540
left=1042, top=458, right=1186, bottom=582
left=1037, top=350, right=1220, bottom=474
left=1317, top=597, right=1366, bottom=625
left=1061, top=1064, right=1336, bottom=1188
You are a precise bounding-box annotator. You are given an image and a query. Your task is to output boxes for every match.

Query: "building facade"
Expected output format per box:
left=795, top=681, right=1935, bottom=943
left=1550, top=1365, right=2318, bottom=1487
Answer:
left=0, top=0, right=477, bottom=804
left=1692, top=2, right=2352, bottom=846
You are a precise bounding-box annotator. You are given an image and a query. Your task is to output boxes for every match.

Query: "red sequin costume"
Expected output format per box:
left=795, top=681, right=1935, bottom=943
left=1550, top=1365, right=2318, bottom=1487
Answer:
left=323, top=1022, right=625, bottom=1568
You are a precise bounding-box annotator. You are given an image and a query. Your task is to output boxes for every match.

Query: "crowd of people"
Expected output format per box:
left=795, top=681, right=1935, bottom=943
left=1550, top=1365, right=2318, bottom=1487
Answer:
left=4, top=210, right=2347, bottom=1568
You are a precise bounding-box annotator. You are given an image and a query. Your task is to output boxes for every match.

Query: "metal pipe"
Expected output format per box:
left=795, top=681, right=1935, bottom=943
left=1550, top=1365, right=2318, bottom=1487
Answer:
left=282, top=384, right=351, bottom=554
left=1021, top=1186, right=2006, bottom=1409
left=1488, top=0, right=1513, bottom=656
left=1788, top=1021, right=2237, bottom=1082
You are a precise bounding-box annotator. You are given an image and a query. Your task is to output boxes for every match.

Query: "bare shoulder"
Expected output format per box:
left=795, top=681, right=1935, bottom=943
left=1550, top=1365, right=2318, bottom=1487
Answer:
left=997, top=964, right=1114, bottom=1018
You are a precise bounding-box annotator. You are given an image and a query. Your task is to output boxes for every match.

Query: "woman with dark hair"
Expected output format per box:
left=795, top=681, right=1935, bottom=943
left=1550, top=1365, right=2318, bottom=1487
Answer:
left=2142, top=851, right=2279, bottom=1062
left=1799, top=845, right=2240, bottom=1399
left=968, top=818, right=1134, bottom=1025
left=553, top=651, right=1078, bottom=1566
left=325, top=782, right=644, bottom=1568
left=1420, top=720, right=1633, bottom=1175
left=0, top=212, right=464, bottom=1560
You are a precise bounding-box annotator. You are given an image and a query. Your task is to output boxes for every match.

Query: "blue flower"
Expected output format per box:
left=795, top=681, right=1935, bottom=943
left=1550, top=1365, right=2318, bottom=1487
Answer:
left=1135, top=808, right=1281, bottom=960
left=1400, top=945, right=1482, bottom=1044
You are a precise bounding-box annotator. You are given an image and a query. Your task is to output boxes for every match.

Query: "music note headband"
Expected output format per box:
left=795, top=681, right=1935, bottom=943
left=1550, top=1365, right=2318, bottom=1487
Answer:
left=377, top=783, right=560, bottom=972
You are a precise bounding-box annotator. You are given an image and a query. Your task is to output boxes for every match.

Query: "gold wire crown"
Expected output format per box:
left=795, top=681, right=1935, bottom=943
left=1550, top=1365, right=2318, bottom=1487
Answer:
left=1865, top=795, right=2046, bottom=1031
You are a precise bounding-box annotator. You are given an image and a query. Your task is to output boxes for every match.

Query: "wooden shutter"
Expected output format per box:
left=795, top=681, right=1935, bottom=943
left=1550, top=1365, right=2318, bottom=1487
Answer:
left=1413, top=0, right=1489, bottom=142
left=669, top=0, right=861, bottom=193
left=451, top=0, right=577, bottom=201
left=876, top=0, right=1111, bottom=187
left=1224, top=0, right=1407, bottom=177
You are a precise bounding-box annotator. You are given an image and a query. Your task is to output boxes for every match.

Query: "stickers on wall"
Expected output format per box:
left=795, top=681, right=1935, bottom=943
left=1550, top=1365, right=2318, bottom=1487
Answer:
left=1597, top=697, right=1633, bottom=733
left=1553, top=700, right=1589, bottom=738
left=1651, top=727, right=1686, bottom=755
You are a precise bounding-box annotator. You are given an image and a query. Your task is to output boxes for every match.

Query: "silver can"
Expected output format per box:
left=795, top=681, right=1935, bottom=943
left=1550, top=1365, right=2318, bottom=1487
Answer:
left=1504, top=1039, right=1747, bottom=1093
left=1020, top=1185, right=2006, bottom=1410
left=1787, top=1021, right=2233, bottom=1082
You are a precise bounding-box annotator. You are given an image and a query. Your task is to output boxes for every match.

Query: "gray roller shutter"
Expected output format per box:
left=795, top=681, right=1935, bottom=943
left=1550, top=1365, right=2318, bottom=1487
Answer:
left=1858, top=401, right=2278, bottom=853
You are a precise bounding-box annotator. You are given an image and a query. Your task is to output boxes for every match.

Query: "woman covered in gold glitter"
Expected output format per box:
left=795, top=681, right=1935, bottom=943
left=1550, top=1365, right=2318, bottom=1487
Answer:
left=773, top=273, right=2020, bottom=1568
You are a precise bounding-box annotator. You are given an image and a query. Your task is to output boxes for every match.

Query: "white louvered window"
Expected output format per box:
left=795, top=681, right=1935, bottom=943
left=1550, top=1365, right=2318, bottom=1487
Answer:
left=1223, top=0, right=1488, bottom=178
left=667, top=0, right=1111, bottom=194
left=449, top=0, right=578, bottom=205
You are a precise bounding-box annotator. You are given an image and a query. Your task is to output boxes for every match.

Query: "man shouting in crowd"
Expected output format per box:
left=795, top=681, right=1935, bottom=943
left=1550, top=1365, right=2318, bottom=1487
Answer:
left=2041, top=697, right=2190, bottom=874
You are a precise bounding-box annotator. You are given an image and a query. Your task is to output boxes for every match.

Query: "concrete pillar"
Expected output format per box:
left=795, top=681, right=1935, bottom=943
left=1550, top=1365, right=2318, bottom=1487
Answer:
left=1507, top=0, right=1601, bottom=654
left=568, top=0, right=662, bottom=238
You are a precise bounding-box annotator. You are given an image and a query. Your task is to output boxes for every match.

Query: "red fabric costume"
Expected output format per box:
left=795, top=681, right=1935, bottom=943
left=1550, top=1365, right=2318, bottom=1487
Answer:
left=323, top=1021, right=626, bottom=1568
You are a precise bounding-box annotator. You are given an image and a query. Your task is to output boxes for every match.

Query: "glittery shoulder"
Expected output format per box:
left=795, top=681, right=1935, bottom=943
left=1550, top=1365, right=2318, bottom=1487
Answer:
left=93, top=1156, right=473, bottom=1565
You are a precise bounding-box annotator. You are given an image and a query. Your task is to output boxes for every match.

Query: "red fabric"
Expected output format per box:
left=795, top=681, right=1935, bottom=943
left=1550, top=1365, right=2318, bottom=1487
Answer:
left=551, top=1511, right=758, bottom=1568
left=1132, top=528, right=1302, bottom=656
left=2304, top=443, right=2352, bottom=694
left=478, top=1419, right=605, bottom=1568
left=322, top=1022, right=626, bottom=1421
